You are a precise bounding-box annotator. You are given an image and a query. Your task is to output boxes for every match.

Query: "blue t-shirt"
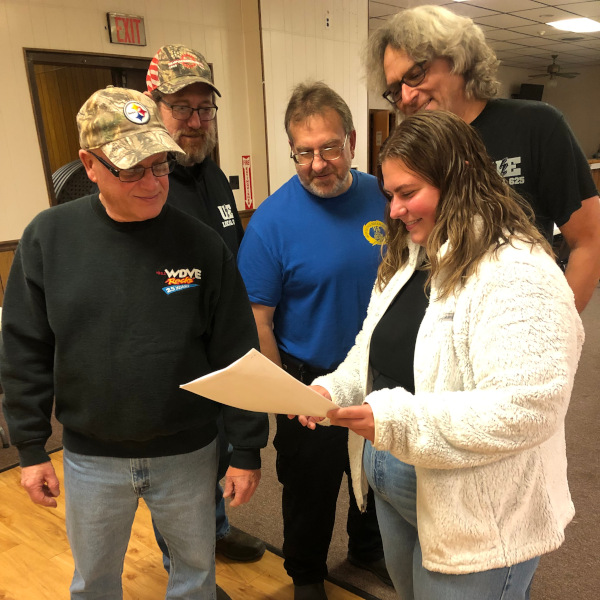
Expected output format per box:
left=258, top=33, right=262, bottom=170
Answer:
left=238, top=170, right=386, bottom=370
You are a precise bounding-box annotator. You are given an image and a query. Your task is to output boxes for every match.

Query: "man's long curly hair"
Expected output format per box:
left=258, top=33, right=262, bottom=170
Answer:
left=365, top=5, right=500, bottom=101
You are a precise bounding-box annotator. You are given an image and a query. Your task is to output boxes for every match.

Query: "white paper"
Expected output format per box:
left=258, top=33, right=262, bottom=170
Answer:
left=180, top=348, right=338, bottom=416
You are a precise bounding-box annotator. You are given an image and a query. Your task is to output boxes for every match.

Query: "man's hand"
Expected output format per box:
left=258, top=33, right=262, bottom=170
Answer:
left=21, top=462, right=60, bottom=508
left=327, top=404, right=375, bottom=442
left=223, top=467, right=261, bottom=507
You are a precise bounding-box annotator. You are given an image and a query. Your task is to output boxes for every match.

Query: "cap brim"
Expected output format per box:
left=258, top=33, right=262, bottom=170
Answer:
left=102, top=129, right=185, bottom=169
left=157, top=75, right=221, bottom=97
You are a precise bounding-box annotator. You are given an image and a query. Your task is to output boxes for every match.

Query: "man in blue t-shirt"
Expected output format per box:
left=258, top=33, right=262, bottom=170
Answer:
left=238, top=81, right=389, bottom=600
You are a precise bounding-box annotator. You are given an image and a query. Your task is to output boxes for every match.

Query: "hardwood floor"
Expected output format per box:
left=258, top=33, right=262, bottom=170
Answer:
left=0, top=451, right=363, bottom=600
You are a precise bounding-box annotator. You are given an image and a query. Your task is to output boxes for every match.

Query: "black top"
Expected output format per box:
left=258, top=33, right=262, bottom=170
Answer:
left=369, top=269, right=429, bottom=395
left=471, top=98, right=596, bottom=242
left=0, top=195, right=267, bottom=467
left=167, top=158, right=245, bottom=257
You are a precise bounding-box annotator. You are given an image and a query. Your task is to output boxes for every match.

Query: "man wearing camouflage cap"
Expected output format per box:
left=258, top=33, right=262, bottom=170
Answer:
left=0, top=86, right=268, bottom=599
left=146, top=44, right=266, bottom=566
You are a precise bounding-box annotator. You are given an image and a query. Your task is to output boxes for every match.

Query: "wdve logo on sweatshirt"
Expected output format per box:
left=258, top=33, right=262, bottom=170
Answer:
left=158, top=267, right=202, bottom=295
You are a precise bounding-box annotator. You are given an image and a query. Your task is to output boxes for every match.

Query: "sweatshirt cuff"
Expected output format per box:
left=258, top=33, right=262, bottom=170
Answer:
left=229, top=447, right=261, bottom=470
left=18, top=443, right=51, bottom=468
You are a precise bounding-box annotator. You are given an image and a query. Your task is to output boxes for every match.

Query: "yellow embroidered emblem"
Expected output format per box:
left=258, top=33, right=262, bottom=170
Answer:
left=363, top=220, right=386, bottom=246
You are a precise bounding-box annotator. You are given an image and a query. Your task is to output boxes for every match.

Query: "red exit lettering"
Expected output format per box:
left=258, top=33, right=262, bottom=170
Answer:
left=115, top=16, right=142, bottom=45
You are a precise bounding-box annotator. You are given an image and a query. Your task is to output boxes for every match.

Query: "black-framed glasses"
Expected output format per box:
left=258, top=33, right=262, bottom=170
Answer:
left=290, top=134, right=348, bottom=165
left=158, top=98, right=218, bottom=121
left=382, top=61, right=428, bottom=106
left=88, top=151, right=176, bottom=183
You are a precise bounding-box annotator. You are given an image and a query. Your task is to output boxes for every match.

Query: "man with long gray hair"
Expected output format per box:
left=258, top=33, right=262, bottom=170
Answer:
left=366, top=4, right=600, bottom=313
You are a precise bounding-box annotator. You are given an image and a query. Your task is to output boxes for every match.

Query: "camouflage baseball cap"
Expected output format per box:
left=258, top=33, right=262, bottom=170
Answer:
left=77, top=87, right=184, bottom=169
left=146, top=44, right=221, bottom=96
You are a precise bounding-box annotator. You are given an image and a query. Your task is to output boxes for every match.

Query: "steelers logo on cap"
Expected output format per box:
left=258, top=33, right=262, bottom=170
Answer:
left=124, top=101, right=150, bottom=124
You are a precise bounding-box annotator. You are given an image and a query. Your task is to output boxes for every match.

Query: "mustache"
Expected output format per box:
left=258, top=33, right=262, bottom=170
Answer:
left=175, top=130, right=206, bottom=139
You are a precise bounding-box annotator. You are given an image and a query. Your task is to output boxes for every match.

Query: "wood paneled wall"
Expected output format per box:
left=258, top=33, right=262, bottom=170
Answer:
left=239, top=209, right=255, bottom=231
left=0, top=244, right=17, bottom=307
left=35, top=65, right=113, bottom=174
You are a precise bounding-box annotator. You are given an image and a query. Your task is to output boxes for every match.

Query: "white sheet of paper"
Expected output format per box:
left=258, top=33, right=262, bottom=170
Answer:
left=180, top=348, right=338, bottom=416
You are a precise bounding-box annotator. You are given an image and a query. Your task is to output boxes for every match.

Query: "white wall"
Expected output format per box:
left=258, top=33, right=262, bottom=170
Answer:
left=541, top=65, right=600, bottom=159
left=260, top=0, right=369, bottom=196
left=497, top=64, right=600, bottom=158
left=0, top=0, right=267, bottom=241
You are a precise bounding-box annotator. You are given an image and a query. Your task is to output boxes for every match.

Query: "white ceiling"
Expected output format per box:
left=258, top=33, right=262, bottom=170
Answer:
left=369, top=0, right=600, bottom=75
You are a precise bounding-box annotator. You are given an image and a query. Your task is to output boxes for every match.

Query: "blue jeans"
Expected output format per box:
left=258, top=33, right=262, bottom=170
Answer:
left=363, top=441, right=540, bottom=600
left=63, top=443, right=217, bottom=599
left=154, top=419, right=232, bottom=571
left=215, top=416, right=233, bottom=541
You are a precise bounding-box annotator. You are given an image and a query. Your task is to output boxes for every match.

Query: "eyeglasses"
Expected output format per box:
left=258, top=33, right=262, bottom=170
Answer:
left=382, top=61, right=428, bottom=106
left=159, top=98, right=218, bottom=121
left=290, top=134, right=348, bottom=165
left=88, top=151, right=176, bottom=183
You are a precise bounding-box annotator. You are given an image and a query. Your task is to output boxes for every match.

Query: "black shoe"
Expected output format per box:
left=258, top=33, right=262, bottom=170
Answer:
left=216, top=585, right=232, bottom=600
left=347, top=553, right=393, bottom=587
left=294, top=582, right=328, bottom=600
left=216, top=526, right=266, bottom=562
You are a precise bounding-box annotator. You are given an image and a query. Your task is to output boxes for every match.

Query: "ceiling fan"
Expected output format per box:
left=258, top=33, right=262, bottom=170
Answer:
left=529, top=55, right=579, bottom=82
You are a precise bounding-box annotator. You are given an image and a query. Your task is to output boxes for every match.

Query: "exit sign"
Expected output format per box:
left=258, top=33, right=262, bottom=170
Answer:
left=107, top=13, right=146, bottom=46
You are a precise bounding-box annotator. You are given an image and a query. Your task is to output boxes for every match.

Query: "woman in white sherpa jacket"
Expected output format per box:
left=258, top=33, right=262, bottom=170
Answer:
left=301, top=111, right=584, bottom=600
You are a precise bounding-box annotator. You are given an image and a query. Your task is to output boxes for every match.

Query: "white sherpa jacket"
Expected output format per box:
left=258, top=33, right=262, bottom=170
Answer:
left=313, top=238, right=584, bottom=575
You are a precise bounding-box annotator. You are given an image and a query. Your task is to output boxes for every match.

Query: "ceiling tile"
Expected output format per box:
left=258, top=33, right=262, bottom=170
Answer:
left=489, top=40, right=528, bottom=50
left=369, top=2, right=401, bottom=18
left=474, top=14, right=539, bottom=28
left=512, top=6, right=586, bottom=22
left=534, top=0, right=593, bottom=5
left=484, top=29, right=531, bottom=41
left=562, top=2, right=600, bottom=18
left=445, top=4, right=500, bottom=19
left=371, top=0, right=408, bottom=7
left=467, top=0, right=548, bottom=12
left=509, top=23, right=570, bottom=37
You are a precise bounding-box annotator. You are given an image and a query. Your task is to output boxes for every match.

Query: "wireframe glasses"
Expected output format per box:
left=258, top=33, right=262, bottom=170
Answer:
left=88, top=151, right=176, bottom=183
left=159, top=98, right=218, bottom=121
left=290, top=134, right=348, bottom=165
left=382, top=61, right=428, bottom=105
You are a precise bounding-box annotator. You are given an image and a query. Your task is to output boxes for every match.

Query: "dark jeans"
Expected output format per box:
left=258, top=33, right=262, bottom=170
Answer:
left=275, top=413, right=384, bottom=585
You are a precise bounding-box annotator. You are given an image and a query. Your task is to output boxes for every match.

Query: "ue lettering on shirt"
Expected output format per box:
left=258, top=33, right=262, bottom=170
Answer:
left=495, top=156, right=524, bottom=186
left=217, top=204, right=236, bottom=228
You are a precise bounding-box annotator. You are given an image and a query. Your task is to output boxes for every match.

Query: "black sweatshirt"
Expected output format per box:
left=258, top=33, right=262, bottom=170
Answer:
left=167, top=158, right=245, bottom=257
left=0, top=195, right=268, bottom=468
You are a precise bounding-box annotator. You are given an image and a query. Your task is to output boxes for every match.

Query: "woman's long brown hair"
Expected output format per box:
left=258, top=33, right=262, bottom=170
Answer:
left=376, top=110, right=550, bottom=299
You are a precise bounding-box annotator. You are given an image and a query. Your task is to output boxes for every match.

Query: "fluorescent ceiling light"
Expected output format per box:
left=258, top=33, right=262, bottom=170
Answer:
left=547, top=18, right=600, bottom=33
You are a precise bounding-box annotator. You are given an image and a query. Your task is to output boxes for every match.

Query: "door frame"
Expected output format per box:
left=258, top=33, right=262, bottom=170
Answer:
left=25, top=49, right=152, bottom=205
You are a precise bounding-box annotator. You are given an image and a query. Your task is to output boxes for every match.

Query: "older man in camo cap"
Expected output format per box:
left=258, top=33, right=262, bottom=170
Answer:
left=146, top=45, right=266, bottom=571
left=0, top=85, right=268, bottom=599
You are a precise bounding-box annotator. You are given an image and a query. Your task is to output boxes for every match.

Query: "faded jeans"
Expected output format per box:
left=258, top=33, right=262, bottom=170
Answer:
left=63, top=442, right=217, bottom=599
